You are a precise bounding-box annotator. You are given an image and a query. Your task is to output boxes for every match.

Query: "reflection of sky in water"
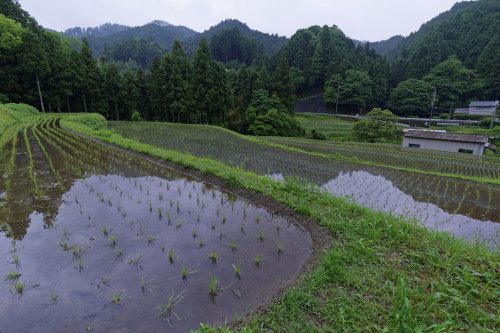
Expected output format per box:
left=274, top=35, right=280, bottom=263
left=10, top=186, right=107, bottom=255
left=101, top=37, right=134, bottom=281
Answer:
left=269, top=171, right=499, bottom=247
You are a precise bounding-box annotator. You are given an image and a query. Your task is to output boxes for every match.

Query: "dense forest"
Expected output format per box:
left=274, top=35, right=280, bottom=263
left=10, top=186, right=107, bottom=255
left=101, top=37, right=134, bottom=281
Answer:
left=0, top=0, right=498, bottom=137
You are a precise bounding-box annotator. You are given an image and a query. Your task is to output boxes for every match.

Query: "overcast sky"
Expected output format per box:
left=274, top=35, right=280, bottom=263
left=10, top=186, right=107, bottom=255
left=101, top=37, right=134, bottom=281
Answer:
left=18, top=0, right=464, bottom=42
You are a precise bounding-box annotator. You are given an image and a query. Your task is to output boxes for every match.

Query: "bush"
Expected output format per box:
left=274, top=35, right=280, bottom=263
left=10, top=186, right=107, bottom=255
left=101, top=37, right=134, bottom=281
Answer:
left=439, top=113, right=450, bottom=119
left=131, top=111, right=142, bottom=121
left=61, top=113, right=107, bottom=131
left=311, top=129, right=327, bottom=140
left=454, top=114, right=490, bottom=120
left=351, top=108, right=403, bottom=143
left=478, top=118, right=498, bottom=128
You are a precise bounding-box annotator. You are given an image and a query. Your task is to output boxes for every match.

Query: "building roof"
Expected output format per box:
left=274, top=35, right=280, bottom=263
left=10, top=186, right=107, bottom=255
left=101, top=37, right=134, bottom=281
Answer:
left=469, top=101, right=499, bottom=107
left=404, top=130, right=488, bottom=143
left=454, top=108, right=469, bottom=114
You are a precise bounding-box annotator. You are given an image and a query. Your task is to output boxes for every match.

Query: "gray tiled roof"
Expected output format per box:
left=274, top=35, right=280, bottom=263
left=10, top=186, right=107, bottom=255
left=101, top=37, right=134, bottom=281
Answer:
left=469, top=101, right=499, bottom=107
left=404, top=130, right=488, bottom=143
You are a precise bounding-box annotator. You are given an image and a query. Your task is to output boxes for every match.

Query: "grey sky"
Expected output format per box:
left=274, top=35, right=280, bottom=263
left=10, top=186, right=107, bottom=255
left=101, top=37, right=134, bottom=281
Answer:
left=18, top=0, right=463, bottom=42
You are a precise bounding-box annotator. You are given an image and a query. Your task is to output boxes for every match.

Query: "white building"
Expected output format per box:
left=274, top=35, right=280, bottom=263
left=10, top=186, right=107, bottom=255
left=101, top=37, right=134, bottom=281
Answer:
left=402, top=130, right=490, bottom=155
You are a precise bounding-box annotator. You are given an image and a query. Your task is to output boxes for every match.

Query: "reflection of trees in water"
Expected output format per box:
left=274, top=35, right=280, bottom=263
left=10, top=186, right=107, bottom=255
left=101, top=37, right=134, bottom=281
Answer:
left=0, top=123, right=155, bottom=241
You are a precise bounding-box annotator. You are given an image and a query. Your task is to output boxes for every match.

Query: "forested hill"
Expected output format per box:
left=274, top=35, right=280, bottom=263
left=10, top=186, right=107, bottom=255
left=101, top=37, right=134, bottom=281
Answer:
left=63, top=23, right=131, bottom=38
left=388, top=0, right=499, bottom=84
left=182, top=19, right=289, bottom=58
left=71, top=23, right=198, bottom=57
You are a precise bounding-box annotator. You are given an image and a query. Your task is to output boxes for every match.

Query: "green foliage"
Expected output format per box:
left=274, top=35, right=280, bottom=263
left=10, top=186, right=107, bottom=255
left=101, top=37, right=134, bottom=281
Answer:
left=337, top=70, right=373, bottom=110
left=387, top=79, right=434, bottom=116
left=478, top=117, right=497, bottom=129
left=352, top=108, right=403, bottom=143
left=0, top=13, right=24, bottom=53
left=311, top=129, right=326, bottom=140
left=210, top=27, right=264, bottom=66
left=102, top=37, right=166, bottom=69
left=423, top=55, right=480, bottom=106
left=60, top=113, right=107, bottom=131
left=245, top=89, right=304, bottom=137
left=131, top=110, right=142, bottom=121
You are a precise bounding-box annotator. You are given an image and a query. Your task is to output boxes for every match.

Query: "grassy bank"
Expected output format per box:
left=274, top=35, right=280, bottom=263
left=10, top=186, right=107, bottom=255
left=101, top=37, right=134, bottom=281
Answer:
left=61, top=116, right=499, bottom=332
left=295, top=113, right=354, bottom=141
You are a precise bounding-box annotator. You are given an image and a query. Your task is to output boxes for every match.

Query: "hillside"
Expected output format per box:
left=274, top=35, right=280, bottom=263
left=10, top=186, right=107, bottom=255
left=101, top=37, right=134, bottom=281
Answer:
left=182, top=19, right=289, bottom=58
left=387, top=0, right=499, bottom=85
left=63, top=23, right=131, bottom=38
left=72, top=23, right=198, bottom=57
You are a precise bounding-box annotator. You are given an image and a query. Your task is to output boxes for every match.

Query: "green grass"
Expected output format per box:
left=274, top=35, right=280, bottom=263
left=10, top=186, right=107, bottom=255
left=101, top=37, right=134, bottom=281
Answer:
left=59, top=115, right=500, bottom=332
left=294, top=113, right=354, bottom=141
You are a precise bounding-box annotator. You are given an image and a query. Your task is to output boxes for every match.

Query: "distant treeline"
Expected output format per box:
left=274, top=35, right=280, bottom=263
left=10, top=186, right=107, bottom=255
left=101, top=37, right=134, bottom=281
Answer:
left=0, top=0, right=498, bottom=133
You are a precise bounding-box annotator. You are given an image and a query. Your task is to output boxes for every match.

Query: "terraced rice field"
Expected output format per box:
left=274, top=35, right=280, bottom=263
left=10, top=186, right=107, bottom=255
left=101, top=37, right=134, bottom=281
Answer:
left=258, top=136, right=500, bottom=180
left=0, top=118, right=310, bottom=332
left=108, top=121, right=500, bottom=246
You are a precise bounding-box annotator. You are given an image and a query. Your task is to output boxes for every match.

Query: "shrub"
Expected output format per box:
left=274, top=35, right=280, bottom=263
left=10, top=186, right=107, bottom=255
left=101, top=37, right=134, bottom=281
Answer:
left=131, top=111, right=142, bottom=121
left=311, top=129, right=327, bottom=140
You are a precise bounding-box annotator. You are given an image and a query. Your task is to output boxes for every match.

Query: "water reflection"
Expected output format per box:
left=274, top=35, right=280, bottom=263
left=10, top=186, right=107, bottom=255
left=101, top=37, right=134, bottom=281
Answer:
left=272, top=171, right=499, bottom=246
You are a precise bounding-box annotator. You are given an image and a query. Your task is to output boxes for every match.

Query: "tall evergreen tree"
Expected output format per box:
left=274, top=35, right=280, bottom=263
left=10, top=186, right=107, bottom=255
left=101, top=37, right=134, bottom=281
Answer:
left=272, top=53, right=296, bottom=113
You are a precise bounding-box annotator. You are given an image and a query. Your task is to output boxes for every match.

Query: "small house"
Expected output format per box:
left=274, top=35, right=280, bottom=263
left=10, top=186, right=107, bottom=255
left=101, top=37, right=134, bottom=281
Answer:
left=467, top=101, right=498, bottom=116
left=403, top=130, right=490, bottom=155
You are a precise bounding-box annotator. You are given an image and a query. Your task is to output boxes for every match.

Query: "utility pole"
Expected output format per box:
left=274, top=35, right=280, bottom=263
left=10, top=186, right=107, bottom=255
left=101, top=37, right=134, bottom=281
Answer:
left=335, top=85, right=341, bottom=116
left=429, top=89, right=436, bottom=125
left=448, top=102, right=454, bottom=119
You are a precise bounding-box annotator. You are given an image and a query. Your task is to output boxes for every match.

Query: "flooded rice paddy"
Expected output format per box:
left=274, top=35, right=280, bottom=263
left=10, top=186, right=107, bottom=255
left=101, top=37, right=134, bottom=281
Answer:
left=0, top=120, right=311, bottom=332
left=109, top=122, right=500, bottom=247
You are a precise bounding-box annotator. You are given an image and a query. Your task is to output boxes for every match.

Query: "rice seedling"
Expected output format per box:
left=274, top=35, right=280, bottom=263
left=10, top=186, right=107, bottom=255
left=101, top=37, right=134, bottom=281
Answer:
left=253, top=255, right=262, bottom=266
left=161, top=243, right=165, bottom=252
left=76, top=258, right=83, bottom=271
left=11, top=253, right=20, bottom=267
left=170, top=199, right=173, bottom=207
left=58, top=239, right=69, bottom=250
left=198, top=239, right=205, bottom=247
left=259, top=230, right=264, bottom=241
left=147, top=235, right=158, bottom=245
left=277, top=242, right=282, bottom=253
left=158, top=192, right=163, bottom=201
left=50, top=290, right=57, bottom=306
left=222, top=212, right=226, bottom=223
left=228, top=240, right=237, bottom=251
left=256, top=215, right=260, bottom=222
left=211, top=221, right=215, bottom=230
left=114, top=248, right=123, bottom=257
left=158, top=208, right=162, bottom=218
left=121, top=210, right=127, bottom=217
left=240, top=223, right=245, bottom=232
left=192, top=229, right=198, bottom=238
left=127, top=250, right=143, bottom=266
left=14, top=281, right=24, bottom=294
left=167, top=212, right=171, bottom=223
left=101, top=275, right=110, bottom=286
left=72, top=245, right=82, bottom=257
left=181, top=265, right=188, bottom=279
left=176, top=202, right=180, bottom=211
left=109, top=290, right=130, bottom=304
left=232, top=261, right=241, bottom=278
left=108, top=235, right=116, bottom=246
left=209, top=275, right=219, bottom=297
left=141, top=276, right=158, bottom=294
left=149, top=201, right=152, bottom=212
left=102, top=224, right=109, bottom=235
left=156, top=289, right=187, bottom=325
left=4, top=269, right=21, bottom=281
left=277, top=220, right=280, bottom=230
left=208, top=250, right=217, bottom=263
left=178, top=186, right=181, bottom=195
